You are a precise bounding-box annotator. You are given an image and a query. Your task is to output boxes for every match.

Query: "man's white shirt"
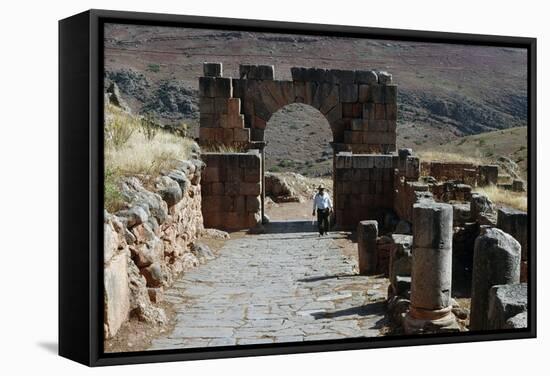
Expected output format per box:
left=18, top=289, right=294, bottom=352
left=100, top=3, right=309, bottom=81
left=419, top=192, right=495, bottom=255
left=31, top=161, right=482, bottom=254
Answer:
left=313, top=192, right=333, bottom=211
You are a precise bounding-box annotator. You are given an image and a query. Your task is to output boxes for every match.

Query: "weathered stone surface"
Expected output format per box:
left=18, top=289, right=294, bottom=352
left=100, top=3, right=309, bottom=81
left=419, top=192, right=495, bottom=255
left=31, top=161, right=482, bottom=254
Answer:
left=470, top=193, right=496, bottom=225
left=141, top=262, right=164, bottom=288
left=246, top=195, right=261, bottom=212
left=199, top=76, right=216, bottom=97
left=214, top=77, right=233, bottom=98
left=452, top=203, right=471, bottom=226
left=190, top=242, right=215, bottom=262
left=355, top=70, right=378, bottom=84
left=327, top=69, right=355, bottom=84
left=120, top=177, right=169, bottom=225
left=290, top=67, right=307, bottom=81
left=384, top=85, right=397, bottom=104
left=203, top=62, right=223, bottom=77
left=512, top=179, right=526, bottom=192
left=389, top=234, right=413, bottom=295
left=104, top=250, right=130, bottom=339
left=339, top=83, right=358, bottom=103
left=478, top=165, right=499, bottom=186
left=377, top=71, right=392, bottom=84
left=497, top=207, right=528, bottom=261
left=404, top=201, right=458, bottom=334
left=127, top=257, right=167, bottom=325
left=505, top=311, right=528, bottom=329
left=357, top=220, right=378, bottom=275
left=240, top=64, right=274, bottom=80
left=488, top=283, right=527, bottom=330
left=156, top=176, right=183, bottom=207
left=470, top=228, right=521, bottom=331
left=104, top=216, right=120, bottom=262
left=117, top=206, right=148, bottom=228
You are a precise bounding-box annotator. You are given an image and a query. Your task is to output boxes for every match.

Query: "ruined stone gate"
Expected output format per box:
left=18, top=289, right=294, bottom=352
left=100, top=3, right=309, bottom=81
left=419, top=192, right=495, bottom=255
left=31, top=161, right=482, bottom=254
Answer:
left=197, top=62, right=405, bottom=230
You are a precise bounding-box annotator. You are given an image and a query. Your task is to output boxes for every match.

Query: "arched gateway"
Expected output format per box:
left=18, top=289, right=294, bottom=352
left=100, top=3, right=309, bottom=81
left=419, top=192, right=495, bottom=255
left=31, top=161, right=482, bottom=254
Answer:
left=198, top=62, right=400, bottom=230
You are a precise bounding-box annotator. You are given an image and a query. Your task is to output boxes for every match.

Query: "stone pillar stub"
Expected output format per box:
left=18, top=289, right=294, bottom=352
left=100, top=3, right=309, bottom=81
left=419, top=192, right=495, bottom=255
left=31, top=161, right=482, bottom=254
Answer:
left=203, top=62, right=223, bottom=77
left=470, top=228, right=521, bottom=331
left=405, top=201, right=459, bottom=333
left=357, top=220, right=378, bottom=275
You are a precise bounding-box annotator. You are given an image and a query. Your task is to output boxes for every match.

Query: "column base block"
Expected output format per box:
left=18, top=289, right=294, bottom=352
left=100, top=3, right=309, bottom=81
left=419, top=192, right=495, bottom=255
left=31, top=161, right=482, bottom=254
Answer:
left=403, top=311, right=461, bottom=334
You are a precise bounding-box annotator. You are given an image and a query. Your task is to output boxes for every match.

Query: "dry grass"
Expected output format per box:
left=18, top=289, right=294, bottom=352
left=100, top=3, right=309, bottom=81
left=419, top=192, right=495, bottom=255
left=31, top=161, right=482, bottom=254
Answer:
left=104, top=104, right=195, bottom=211
left=416, top=150, right=485, bottom=166
left=105, top=131, right=193, bottom=176
left=105, top=104, right=194, bottom=176
left=474, top=185, right=527, bottom=212
left=201, top=143, right=248, bottom=153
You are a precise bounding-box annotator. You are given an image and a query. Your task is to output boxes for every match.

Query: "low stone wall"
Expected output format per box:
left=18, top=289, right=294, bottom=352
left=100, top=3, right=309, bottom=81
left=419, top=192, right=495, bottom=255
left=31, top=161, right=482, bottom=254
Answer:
left=421, top=161, right=498, bottom=187
left=104, top=156, right=206, bottom=339
left=201, top=151, right=262, bottom=230
left=430, top=181, right=473, bottom=202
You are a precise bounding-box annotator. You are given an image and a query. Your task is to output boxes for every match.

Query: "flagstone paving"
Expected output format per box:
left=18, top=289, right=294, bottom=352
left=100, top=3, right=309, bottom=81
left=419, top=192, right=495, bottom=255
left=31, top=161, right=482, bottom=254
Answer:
left=149, top=220, right=389, bottom=350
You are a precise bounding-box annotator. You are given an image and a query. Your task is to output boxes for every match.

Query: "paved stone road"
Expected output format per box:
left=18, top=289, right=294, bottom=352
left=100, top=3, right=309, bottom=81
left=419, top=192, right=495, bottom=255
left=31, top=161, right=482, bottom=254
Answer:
left=150, top=220, right=389, bottom=350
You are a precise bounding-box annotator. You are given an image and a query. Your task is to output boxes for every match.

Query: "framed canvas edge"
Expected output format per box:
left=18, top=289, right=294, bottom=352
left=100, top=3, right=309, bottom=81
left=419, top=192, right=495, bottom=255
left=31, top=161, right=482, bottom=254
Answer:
left=58, top=8, right=537, bottom=367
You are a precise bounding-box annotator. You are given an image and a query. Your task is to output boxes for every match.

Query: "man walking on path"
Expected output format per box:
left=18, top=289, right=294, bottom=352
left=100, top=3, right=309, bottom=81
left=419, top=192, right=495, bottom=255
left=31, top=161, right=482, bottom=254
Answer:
left=312, top=184, right=333, bottom=236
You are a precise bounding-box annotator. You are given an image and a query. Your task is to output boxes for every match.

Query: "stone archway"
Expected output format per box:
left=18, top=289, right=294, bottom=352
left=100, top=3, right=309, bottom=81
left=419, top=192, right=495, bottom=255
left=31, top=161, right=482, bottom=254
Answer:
left=198, top=62, right=398, bottom=230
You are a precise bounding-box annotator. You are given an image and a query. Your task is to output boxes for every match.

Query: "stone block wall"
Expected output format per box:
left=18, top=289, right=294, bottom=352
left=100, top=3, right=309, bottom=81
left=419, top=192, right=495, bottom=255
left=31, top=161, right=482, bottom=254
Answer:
left=198, top=63, right=397, bottom=153
left=104, top=156, right=205, bottom=340
left=334, top=153, right=396, bottom=229
left=431, top=181, right=473, bottom=202
left=421, top=161, right=478, bottom=185
left=421, top=161, right=499, bottom=187
left=201, top=151, right=262, bottom=230
left=198, top=63, right=250, bottom=147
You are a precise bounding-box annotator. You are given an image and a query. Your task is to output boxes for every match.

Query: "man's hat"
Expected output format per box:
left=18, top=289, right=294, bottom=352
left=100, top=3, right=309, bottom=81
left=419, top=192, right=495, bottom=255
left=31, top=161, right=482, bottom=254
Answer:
left=317, top=184, right=325, bottom=190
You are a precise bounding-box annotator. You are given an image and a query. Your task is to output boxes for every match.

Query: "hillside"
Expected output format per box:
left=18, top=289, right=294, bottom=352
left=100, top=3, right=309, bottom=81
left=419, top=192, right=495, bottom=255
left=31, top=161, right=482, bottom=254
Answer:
left=103, top=23, right=528, bottom=176
left=420, top=126, right=528, bottom=178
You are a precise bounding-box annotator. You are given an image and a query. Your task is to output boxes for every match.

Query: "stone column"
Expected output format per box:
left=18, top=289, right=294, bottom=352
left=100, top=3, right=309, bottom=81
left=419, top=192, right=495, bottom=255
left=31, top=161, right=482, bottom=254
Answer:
left=470, top=228, right=521, bottom=331
left=404, top=202, right=458, bottom=333
left=357, top=220, right=378, bottom=275
left=389, top=234, right=413, bottom=297
left=497, top=207, right=528, bottom=282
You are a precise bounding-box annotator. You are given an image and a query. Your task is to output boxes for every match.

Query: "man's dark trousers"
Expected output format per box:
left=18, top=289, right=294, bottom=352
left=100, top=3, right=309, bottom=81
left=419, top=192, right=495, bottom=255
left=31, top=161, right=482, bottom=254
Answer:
left=317, top=208, right=330, bottom=235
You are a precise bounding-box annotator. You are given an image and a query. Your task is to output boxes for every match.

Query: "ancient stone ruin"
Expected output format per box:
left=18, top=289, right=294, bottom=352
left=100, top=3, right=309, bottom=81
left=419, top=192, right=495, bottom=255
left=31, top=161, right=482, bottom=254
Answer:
left=195, top=62, right=529, bottom=334
left=198, top=62, right=397, bottom=152
left=103, top=62, right=529, bottom=343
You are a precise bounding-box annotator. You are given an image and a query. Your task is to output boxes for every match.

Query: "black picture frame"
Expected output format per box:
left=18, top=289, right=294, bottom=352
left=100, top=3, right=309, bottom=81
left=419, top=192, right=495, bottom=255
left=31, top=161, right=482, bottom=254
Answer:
left=59, top=9, right=537, bottom=367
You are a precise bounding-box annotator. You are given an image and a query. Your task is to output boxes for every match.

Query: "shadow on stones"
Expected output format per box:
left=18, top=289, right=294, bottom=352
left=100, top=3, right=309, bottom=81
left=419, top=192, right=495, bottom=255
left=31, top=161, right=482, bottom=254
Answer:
left=311, top=301, right=386, bottom=320
left=262, top=220, right=319, bottom=234
left=297, top=273, right=357, bottom=283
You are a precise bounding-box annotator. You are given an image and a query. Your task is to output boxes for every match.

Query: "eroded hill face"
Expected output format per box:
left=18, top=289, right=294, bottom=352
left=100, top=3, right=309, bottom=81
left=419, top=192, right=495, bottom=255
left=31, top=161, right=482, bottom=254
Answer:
left=103, top=23, right=528, bottom=176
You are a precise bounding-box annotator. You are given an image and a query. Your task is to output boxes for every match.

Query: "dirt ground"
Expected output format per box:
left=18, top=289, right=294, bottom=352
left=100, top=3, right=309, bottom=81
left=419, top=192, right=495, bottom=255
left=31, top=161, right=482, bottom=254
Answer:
left=265, top=200, right=315, bottom=221
left=104, top=301, right=178, bottom=353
